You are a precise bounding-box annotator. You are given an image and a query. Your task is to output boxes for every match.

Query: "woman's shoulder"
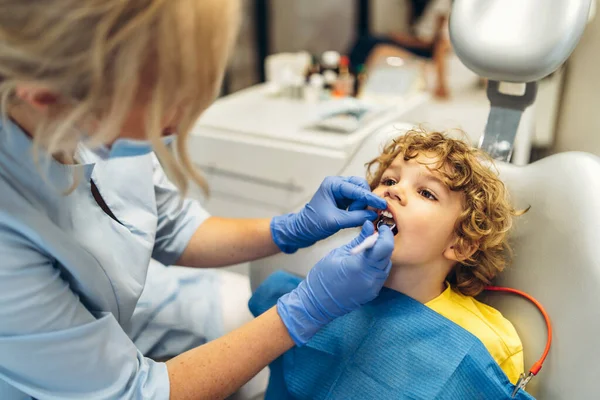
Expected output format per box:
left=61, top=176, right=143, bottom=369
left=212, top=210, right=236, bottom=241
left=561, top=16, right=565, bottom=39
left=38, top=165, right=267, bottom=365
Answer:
left=0, top=173, right=57, bottom=261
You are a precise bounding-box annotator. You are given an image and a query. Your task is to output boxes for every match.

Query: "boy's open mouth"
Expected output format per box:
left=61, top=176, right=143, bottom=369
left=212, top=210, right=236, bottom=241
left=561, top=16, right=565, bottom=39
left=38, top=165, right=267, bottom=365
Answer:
left=376, top=210, right=398, bottom=236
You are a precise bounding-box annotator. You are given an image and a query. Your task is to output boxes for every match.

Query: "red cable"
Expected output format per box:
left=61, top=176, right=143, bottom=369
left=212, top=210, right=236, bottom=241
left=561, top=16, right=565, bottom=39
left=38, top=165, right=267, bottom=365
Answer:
left=484, top=285, right=552, bottom=376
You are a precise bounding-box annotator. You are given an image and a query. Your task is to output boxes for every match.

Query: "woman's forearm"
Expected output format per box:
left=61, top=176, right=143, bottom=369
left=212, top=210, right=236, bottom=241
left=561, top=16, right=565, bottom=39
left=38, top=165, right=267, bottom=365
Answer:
left=167, top=307, right=294, bottom=399
left=433, top=38, right=450, bottom=93
left=176, top=217, right=281, bottom=268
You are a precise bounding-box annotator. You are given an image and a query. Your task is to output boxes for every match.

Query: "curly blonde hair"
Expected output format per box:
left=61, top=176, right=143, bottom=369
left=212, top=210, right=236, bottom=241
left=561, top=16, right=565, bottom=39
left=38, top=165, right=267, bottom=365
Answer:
left=365, top=128, right=526, bottom=297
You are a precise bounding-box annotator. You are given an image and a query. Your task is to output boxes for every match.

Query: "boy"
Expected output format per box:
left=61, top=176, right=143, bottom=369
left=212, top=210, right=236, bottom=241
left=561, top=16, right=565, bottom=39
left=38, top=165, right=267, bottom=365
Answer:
left=249, top=129, right=527, bottom=398
left=366, top=129, right=524, bottom=383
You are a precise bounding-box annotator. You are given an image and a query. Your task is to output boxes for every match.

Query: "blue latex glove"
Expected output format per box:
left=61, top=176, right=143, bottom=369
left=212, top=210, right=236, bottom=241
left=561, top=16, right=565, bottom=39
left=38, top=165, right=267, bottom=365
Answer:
left=271, top=176, right=387, bottom=254
left=277, top=221, right=394, bottom=345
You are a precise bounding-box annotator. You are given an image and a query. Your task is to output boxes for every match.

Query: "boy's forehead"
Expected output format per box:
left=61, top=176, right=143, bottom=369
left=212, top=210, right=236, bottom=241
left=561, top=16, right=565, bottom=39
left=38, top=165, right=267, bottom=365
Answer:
left=389, top=152, right=446, bottom=174
left=388, top=152, right=467, bottom=205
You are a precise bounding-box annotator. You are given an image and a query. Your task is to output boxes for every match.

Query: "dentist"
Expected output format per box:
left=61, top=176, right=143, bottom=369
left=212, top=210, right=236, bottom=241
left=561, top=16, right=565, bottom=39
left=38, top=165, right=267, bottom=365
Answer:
left=0, top=0, right=394, bottom=399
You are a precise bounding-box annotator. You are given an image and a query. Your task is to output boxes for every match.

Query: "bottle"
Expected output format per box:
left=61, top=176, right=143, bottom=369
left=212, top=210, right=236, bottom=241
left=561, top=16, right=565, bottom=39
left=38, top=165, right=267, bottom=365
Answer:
left=305, top=73, right=324, bottom=103
left=305, top=54, right=320, bottom=83
left=321, top=51, right=340, bottom=91
left=280, top=66, right=295, bottom=98
left=291, top=75, right=305, bottom=100
left=333, top=55, right=355, bottom=97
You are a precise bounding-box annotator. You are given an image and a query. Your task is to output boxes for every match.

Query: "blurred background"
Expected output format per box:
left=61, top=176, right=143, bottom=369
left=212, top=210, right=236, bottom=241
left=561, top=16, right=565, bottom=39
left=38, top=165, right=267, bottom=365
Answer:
left=220, top=0, right=600, bottom=159
left=187, top=0, right=600, bottom=277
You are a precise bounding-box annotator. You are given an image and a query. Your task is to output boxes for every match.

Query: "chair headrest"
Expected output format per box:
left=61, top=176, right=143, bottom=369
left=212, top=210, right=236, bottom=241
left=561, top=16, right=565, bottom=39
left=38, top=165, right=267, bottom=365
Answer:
left=481, top=152, right=600, bottom=398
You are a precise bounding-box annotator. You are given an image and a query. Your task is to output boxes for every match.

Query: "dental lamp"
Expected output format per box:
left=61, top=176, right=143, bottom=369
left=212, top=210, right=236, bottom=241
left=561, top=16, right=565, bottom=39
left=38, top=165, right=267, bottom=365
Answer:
left=449, top=0, right=593, bottom=161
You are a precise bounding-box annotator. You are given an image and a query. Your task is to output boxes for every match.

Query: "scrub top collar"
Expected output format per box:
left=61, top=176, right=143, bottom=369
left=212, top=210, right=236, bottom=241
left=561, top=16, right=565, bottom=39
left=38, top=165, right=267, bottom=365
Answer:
left=0, top=117, right=95, bottom=189
left=0, top=117, right=176, bottom=187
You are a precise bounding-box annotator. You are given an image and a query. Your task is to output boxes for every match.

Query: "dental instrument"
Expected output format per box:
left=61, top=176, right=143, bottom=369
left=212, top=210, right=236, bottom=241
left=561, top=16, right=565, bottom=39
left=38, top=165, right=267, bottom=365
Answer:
left=483, top=286, right=553, bottom=398
left=349, top=232, right=379, bottom=255
left=376, top=216, right=398, bottom=235
left=350, top=216, right=398, bottom=255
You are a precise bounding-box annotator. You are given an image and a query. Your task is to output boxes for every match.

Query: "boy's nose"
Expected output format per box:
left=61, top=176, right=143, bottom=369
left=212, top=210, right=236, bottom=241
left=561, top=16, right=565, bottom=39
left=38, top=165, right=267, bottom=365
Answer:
left=385, top=186, right=405, bottom=205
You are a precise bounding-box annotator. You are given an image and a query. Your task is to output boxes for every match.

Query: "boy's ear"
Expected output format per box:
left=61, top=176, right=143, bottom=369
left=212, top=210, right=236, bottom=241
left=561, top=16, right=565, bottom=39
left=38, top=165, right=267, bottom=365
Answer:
left=444, top=240, right=479, bottom=263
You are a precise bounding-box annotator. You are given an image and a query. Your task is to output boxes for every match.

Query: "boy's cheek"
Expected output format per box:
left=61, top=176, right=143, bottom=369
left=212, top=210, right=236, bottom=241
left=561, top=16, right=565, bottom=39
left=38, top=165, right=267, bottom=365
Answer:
left=393, top=233, right=402, bottom=247
left=371, top=187, right=385, bottom=197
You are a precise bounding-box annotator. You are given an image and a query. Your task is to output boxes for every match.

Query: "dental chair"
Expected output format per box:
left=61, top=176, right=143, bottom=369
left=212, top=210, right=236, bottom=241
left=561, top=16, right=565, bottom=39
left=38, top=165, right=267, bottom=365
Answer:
left=252, top=124, right=600, bottom=398
left=250, top=0, right=600, bottom=398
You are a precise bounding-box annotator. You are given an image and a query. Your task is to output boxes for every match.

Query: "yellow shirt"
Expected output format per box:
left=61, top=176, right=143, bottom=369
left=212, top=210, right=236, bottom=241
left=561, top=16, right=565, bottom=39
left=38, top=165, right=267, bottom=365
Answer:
left=425, top=285, right=524, bottom=384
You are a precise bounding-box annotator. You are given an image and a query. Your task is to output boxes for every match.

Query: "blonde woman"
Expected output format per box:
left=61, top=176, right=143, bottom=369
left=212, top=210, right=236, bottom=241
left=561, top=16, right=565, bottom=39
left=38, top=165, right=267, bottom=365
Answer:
left=0, top=1, right=395, bottom=399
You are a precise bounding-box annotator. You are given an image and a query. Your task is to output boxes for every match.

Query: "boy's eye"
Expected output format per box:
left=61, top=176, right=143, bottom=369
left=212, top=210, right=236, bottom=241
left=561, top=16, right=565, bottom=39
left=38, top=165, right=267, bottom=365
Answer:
left=381, top=178, right=397, bottom=186
left=419, top=189, right=437, bottom=201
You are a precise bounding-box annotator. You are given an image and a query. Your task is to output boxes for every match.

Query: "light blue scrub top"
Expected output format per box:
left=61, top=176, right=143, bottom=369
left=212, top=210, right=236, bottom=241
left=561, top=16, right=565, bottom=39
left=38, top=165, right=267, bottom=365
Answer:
left=0, top=119, right=211, bottom=399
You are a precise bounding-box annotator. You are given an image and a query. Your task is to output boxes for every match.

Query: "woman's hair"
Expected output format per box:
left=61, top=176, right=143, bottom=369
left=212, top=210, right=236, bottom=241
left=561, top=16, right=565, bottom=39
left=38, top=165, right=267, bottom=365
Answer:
left=0, top=0, right=240, bottom=194
left=365, top=128, right=527, bottom=296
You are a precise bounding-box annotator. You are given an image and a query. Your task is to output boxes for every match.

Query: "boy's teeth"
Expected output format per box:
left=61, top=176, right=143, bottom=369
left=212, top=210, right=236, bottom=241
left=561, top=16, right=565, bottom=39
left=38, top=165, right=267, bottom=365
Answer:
left=382, top=210, right=393, bottom=218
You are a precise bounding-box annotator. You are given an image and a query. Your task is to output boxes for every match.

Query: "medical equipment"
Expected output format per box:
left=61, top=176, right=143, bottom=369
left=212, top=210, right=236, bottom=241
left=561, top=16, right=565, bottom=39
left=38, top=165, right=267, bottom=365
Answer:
left=450, top=0, right=591, bottom=83
left=483, top=286, right=553, bottom=397
left=349, top=211, right=399, bottom=255
left=446, top=3, right=589, bottom=389
left=333, top=56, right=354, bottom=98
left=265, top=52, right=312, bottom=97
left=310, top=104, right=376, bottom=134
left=450, top=0, right=593, bottom=161
left=349, top=232, right=378, bottom=255
left=321, top=51, right=340, bottom=91
left=376, top=212, right=398, bottom=235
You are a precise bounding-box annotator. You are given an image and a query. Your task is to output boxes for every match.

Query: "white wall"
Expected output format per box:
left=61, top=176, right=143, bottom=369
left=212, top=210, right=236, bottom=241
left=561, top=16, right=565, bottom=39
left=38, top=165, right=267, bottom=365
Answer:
left=226, top=0, right=412, bottom=93
left=270, top=0, right=355, bottom=55
left=371, top=0, right=410, bottom=35
left=227, top=0, right=259, bottom=93
left=554, top=5, right=600, bottom=155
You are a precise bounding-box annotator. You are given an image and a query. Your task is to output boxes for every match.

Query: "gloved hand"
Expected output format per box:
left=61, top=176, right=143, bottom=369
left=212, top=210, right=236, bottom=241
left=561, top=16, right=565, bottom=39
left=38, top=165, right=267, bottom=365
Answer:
left=277, top=221, right=394, bottom=345
left=271, top=176, right=387, bottom=254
